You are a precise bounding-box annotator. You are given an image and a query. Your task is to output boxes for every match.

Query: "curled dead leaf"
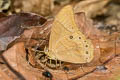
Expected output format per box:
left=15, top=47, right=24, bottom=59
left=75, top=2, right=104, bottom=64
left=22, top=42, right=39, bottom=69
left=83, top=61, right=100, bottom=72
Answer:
left=13, top=0, right=54, bottom=16
left=74, top=0, right=110, bottom=18
left=0, top=13, right=47, bottom=51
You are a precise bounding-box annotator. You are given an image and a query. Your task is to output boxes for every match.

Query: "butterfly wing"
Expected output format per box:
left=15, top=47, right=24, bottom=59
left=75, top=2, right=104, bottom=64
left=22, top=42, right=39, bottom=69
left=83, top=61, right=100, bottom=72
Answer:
left=49, top=5, right=76, bottom=52
left=48, top=5, right=94, bottom=63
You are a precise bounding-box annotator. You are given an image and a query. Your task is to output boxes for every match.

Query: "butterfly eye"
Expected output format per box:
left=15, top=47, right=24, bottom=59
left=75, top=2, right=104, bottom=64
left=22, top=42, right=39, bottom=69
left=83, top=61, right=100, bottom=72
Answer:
left=69, top=36, right=73, bottom=39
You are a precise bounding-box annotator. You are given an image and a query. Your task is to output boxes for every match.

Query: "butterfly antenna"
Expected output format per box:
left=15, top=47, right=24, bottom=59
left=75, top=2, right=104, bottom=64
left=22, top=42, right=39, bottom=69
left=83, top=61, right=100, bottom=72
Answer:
left=44, top=56, right=47, bottom=67
left=49, top=59, right=52, bottom=67
left=44, top=46, right=48, bottom=51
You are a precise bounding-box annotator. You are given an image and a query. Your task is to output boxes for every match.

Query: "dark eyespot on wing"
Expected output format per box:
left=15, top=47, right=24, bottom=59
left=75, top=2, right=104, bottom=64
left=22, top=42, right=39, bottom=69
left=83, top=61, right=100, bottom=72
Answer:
left=86, top=57, right=88, bottom=60
left=69, top=35, right=73, bottom=39
left=86, top=51, right=88, bottom=54
left=79, top=37, right=81, bottom=39
left=85, top=45, right=88, bottom=47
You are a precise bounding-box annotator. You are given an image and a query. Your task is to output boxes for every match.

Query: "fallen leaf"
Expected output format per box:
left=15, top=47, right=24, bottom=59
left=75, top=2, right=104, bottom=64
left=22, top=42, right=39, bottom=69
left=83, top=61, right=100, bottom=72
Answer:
left=0, top=13, right=47, bottom=51
left=74, top=0, right=110, bottom=18
left=1, top=4, right=120, bottom=80
left=13, top=0, right=54, bottom=16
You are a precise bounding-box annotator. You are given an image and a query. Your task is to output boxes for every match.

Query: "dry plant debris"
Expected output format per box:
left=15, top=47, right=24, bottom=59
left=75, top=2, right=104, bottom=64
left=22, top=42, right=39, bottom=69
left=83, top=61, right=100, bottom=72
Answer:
left=0, top=0, right=120, bottom=80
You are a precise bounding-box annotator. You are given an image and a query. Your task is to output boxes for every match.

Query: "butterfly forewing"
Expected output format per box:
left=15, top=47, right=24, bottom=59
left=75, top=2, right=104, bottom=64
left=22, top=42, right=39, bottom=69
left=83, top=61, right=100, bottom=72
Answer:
left=48, top=5, right=94, bottom=63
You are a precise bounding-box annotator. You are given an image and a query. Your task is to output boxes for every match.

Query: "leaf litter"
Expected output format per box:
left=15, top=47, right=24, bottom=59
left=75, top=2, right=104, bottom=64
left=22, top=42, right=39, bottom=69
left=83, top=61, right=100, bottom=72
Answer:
left=0, top=0, right=120, bottom=80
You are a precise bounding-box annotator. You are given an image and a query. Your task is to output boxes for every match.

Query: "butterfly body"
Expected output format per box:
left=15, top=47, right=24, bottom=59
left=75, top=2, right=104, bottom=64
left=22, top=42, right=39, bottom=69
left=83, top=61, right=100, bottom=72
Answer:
left=35, top=5, right=94, bottom=68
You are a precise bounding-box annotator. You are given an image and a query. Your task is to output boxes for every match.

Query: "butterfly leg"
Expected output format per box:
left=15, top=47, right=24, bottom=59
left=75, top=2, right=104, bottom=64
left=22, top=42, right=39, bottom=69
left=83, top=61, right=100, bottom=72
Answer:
left=80, top=64, right=85, bottom=72
left=44, top=56, right=48, bottom=67
left=59, top=60, right=62, bottom=68
left=55, top=59, right=58, bottom=69
left=49, top=59, right=52, bottom=68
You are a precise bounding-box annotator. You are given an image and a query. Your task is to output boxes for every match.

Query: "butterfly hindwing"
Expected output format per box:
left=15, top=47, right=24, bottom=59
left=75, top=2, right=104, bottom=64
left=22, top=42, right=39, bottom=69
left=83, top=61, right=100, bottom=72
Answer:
left=48, top=5, right=94, bottom=63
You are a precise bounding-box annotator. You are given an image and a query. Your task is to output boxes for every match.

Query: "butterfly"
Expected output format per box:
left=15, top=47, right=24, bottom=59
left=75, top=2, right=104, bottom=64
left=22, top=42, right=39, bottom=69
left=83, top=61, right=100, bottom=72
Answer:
left=43, top=5, right=94, bottom=64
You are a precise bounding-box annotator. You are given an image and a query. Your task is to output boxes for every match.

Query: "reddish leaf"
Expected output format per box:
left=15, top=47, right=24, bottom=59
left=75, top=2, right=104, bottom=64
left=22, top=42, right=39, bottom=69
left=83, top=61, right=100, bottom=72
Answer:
left=0, top=13, right=47, bottom=50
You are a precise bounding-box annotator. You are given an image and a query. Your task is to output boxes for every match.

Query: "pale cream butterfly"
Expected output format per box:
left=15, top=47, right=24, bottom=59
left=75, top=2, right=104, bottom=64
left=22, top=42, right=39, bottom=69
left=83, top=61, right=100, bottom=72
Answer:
left=43, top=5, right=94, bottom=64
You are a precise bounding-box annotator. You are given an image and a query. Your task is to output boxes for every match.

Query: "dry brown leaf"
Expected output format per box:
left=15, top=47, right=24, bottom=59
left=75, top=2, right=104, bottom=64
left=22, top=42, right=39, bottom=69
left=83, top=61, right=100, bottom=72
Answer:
left=74, top=0, right=110, bottom=18
left=0, top=13, right=6, bottom=18
left=54, top=0, right=71, bottom=5
left=0, top=9, right=97, bottom=80
left=1, top=4, right=120, bottom=80
left=2, top=33, right=120, bottom=80
left=13, top=0, right=54, bottom=16
left=0, top=13, right=47, bottom=51
left=77, top=55, right=120, bottom=80
left=1, top=42, right=95, bottom=80
left=13, top=19, right=52, bottom=49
